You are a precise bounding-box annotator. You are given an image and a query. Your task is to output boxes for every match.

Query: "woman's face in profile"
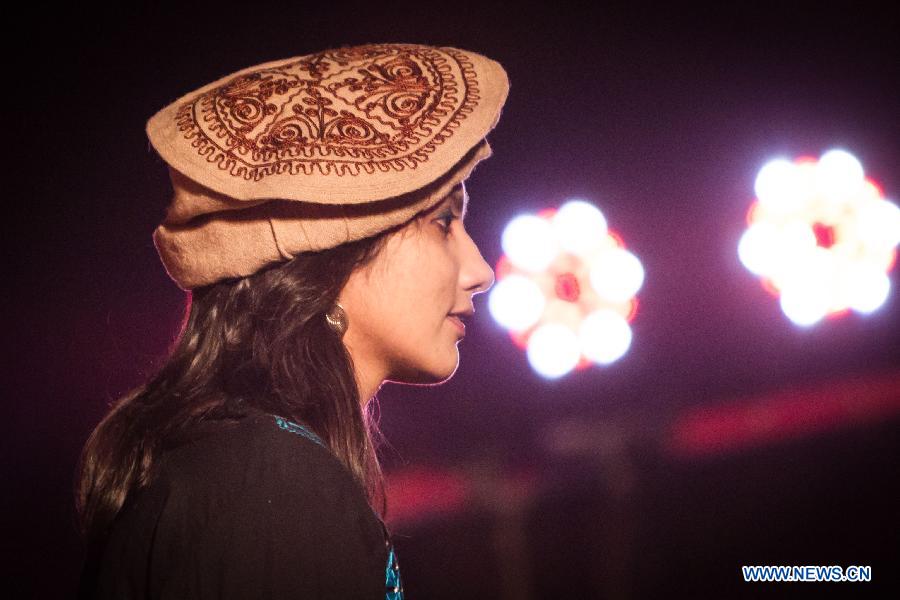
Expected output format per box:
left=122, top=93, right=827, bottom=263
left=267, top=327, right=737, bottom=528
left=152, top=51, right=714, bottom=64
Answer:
left=339, top=182, right=495, bottom=388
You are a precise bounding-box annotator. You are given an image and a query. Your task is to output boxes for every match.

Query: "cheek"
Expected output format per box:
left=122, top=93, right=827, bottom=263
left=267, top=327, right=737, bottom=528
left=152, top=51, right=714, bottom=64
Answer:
left=385, top=232, right=459, bottom=300
left=343, top=235, right=464, bottom=382
left=409, top=245, right=458, bottom=306
left=348, top=232, right=461, bottom=343
left=388, top=250, right=455, bottom=322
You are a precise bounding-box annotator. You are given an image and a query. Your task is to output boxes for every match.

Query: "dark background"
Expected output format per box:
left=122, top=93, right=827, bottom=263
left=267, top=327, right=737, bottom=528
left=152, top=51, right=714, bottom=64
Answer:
left=6, top=1, right=899, bottom=598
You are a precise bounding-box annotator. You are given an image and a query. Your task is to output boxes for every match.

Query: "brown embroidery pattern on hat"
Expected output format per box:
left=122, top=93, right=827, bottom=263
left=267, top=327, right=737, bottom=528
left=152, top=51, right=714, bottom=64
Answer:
left=174, top=44, right=481, bottom=180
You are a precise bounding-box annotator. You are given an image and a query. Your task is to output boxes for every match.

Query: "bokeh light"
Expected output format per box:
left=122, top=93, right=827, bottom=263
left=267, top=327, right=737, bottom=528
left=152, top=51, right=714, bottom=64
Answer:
left=551, top=199, right=608, bottom=256
left=526, top=323, right=582, bottom=379
left=579, top=310, right=633, bottom=365
left=490, top=199, right=643, bottom=378
left=487, top=275, right=546, bottom=332
left=739, top=149, right=899, bottom=327
left=589, top=248, right=645, bottom=304
left=501, top=214, right=559, bottom=272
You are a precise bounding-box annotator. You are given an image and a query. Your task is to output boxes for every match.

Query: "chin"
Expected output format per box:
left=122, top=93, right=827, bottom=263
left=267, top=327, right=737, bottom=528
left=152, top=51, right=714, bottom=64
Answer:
left=390, top=351, right=460, bottom=386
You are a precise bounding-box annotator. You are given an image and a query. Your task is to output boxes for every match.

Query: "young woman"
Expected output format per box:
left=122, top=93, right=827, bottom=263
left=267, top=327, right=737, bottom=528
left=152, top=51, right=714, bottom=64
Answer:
left=76, top=44, right=508, bottom=599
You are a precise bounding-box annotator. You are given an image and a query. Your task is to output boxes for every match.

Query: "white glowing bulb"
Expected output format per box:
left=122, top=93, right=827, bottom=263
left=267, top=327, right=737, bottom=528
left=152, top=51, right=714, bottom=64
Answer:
left=765, top=223, right=820, bottom=288
left=588, top=248, right=645, bottom=303
left=755, top=159, right=806, bottom=214
left=817, top=149, right=865, bottom=202
left=488, top=275, right=546, bottom=332
left=846, top=267, right=891, bottom=314
left=501, top=215, right=559, bottom=272
left=738, top=222, right=779, bottom=276
left=782, top=221, right=819, bottom=249
left=829, top=253, right=858, bottom=313
left=780, top=284, right=830, bottom=326
left=778, top=249, right=834, bottom=326
left=855, top=199, right=900, bottom=250
left=579, top=310, right=632, bottom=365
left=526, top=323, right=581, bottom=378
left=551, top=200, right=608, bottom=257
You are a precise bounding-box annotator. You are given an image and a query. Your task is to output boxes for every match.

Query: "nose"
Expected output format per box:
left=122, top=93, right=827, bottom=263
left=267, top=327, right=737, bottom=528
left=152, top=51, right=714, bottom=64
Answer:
left=460, top=230, right=495, bottom=295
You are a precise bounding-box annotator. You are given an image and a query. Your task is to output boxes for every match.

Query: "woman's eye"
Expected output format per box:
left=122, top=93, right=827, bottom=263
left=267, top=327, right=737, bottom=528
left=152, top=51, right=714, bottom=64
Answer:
left=436, top=212, right=455, bottom=234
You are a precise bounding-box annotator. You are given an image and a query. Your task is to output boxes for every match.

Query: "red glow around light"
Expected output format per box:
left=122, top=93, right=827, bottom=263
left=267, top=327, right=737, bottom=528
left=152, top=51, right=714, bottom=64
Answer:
left=745, top=200, right=760, bottom=226
left=574, top=356, right=592, bottom=371
left=554, top=272, right=581, bottom=302
left=508, top=328, right=529, bottom=350
left=760, top=278, right=780, bottom=297
left=606, top=228, right=625, bottom=248
left=812, top=222, right=836, bottom=248
left=825, top=307, right=851, bottom=320
left=863, top=178, right=883, bottom=198
left=625, top=297, right=639, bottom=322
left=495, top=255, right=513, bottom=281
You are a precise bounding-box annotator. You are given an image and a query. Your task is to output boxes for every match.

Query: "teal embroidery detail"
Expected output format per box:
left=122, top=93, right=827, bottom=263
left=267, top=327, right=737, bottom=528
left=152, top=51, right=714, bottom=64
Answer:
left=273, top=413, right=400, bottom=597
left=385, top=544, right=404, bottom=599
left=272, top=415, right=324, bottom=447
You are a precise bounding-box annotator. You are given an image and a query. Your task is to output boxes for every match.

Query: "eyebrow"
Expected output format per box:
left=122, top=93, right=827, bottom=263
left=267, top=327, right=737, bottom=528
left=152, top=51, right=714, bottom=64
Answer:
left=428, top=185, right=468, bottom=220
left=450, top=186, right=468, bottom=220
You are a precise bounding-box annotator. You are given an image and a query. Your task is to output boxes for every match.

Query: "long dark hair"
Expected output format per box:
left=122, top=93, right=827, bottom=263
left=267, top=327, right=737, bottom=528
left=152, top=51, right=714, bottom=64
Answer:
left=76, top=230, right=394, bottom=546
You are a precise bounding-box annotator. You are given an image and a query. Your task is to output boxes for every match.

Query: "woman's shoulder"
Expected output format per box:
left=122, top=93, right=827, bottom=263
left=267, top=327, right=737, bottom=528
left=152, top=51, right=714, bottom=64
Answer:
left=93, top=411, right=388, bottom=599
left=158, top=411, right=364, bottom=508
left=151, top=409, right=383, bottom=537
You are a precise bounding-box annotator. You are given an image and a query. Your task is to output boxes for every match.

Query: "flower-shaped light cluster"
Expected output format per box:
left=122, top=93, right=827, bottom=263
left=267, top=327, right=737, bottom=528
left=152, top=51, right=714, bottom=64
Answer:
left=738, top=149, right=900, bottom=327
left=488, top=200, right=644, bottom=378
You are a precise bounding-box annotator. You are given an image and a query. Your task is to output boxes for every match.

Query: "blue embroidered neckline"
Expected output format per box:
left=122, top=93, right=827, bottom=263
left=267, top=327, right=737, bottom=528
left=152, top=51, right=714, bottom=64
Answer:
left=385, top=545, right=404, bottom=599
left=272, top=414, right=403, bottom=598
left=272, top=415, right=324, bottom=447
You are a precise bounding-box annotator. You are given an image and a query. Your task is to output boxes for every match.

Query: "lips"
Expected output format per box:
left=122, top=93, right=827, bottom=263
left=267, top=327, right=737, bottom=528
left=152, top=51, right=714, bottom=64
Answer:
left=447, top=312, right=470, bottom=335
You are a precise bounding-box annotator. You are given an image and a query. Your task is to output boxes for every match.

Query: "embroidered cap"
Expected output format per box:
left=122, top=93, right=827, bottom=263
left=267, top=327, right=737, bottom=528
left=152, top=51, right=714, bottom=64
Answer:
left=147, top=43, right=508, bottom=289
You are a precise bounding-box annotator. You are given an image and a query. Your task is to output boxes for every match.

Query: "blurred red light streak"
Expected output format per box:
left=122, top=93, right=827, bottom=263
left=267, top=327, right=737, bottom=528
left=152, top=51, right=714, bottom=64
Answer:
left=666, top=370, right=900, bottom=459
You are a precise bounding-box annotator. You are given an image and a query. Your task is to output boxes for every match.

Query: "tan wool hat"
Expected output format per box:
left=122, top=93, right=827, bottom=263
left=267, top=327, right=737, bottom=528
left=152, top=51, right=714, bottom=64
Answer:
left=146, top=43, right=509, bottom=289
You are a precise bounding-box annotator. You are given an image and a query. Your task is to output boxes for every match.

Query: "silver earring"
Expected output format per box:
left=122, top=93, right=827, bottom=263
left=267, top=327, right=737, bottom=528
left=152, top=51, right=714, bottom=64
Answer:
left=325, top=302, right=348, bottom=337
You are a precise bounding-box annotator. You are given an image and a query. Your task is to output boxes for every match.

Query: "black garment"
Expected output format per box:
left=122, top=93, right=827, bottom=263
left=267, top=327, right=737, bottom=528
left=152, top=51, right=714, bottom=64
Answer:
left=79, top=410, right=403, bottom=599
